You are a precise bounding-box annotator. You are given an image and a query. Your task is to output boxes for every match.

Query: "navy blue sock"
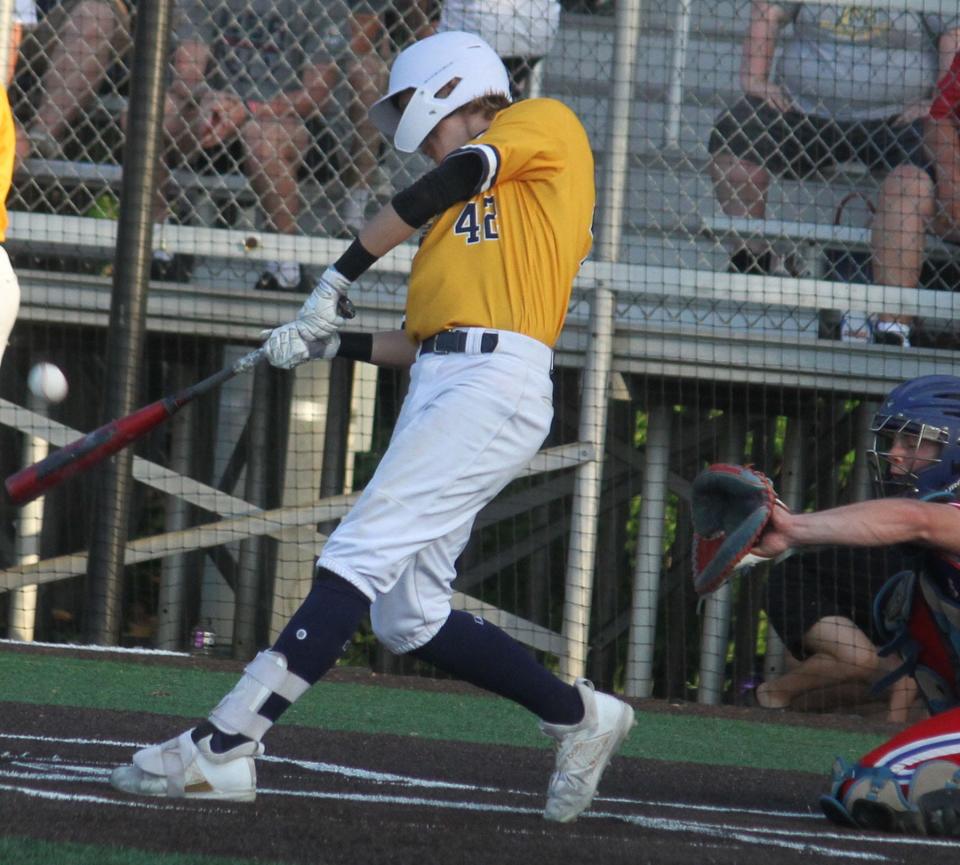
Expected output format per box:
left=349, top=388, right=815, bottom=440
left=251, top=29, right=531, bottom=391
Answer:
left=271, top=568, right=370, bottom=686
left=410, top=610, right=584, bottom=725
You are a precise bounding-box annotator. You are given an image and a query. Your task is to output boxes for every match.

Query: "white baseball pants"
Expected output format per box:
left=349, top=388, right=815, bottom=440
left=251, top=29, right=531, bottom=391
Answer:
left=317, top=328, right=554, bottom=653
left=0, top=246, right=19, bottom=367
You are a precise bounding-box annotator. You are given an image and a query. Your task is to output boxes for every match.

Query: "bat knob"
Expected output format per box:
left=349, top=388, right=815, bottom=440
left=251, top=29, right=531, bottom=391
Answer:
left=337, top=295, right=356, bottom=320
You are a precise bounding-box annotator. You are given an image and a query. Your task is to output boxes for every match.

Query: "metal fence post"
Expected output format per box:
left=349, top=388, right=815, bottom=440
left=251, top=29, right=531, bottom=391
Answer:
left=84, top=0, right=176, bottom=643
left=557, top=0, right=642, bottom=681
left=559, top=286, right=614, bottom=682
left=625, top=402, right=671, bottom=697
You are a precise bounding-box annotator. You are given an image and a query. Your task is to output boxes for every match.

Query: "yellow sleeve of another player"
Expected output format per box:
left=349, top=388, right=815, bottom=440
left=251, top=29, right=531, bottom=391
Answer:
left=465, top=99, right=586, bottom=188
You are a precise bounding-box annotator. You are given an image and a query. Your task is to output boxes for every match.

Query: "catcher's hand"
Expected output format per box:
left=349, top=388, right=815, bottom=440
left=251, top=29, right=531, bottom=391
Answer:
left=691, top=463, right=782, bottom=596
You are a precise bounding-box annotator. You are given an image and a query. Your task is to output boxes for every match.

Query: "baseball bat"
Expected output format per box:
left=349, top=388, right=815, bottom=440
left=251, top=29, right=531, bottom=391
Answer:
left=5, top=347, right=266, bottom=506
left=5, top=296, right=356, bottom=506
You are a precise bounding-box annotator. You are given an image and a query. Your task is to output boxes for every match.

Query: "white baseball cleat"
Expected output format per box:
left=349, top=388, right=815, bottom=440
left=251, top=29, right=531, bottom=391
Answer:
left=110, top=728, right=261, bottom=802
left=540, top=678, right=635, bottom=823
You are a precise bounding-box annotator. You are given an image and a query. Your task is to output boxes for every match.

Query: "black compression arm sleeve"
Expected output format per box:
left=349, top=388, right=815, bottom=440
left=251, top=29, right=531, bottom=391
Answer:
left=392, top=150, right=485, bottom=229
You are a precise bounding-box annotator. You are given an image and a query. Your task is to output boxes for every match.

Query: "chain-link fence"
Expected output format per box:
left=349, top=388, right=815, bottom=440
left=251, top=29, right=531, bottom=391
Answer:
left=0, top=0, right=957, bottom=719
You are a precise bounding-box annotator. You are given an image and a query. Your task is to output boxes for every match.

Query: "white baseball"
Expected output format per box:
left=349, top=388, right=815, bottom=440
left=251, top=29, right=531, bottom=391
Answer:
left=28, top=362, right=69, bottom=403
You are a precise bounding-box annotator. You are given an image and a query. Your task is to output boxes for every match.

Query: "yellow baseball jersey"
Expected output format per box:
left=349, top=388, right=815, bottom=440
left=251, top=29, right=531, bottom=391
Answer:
left=0, top=87, right=14, bottom=242
left=404, top=98, right=595, bottom=348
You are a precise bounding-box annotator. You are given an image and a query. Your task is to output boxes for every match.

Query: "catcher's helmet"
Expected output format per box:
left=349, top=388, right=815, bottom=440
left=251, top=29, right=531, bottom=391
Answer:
left=869, top=375, right=960, bottom=498
left=369, top=31, right=510, bottom=153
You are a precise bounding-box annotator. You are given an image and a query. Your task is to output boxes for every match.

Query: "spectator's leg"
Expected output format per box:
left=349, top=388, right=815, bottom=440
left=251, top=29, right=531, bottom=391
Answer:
left=121, top=89, right=197, bottom=225
left=29, top=0, right=130, bottom=149
left=120, top=89, right=201, bottom=282
left=343, top=52, right=389, bottom=231
left=872, top=164, right=935, bottom=345
left=708, top=152, right=771, bottom=272
left=756, top=615, right=880, bottom=710
left=882, top=659, right=919, bottom=725
left=243, top=114, right=310, bottom=289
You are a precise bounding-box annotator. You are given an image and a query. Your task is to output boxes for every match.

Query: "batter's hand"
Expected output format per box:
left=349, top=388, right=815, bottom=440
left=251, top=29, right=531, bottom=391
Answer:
left=263, top=267, right=352, bottom=369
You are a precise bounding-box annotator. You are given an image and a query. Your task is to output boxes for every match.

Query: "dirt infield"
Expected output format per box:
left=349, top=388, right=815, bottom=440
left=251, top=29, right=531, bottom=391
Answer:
left=0, top=695, right=954, bottom=865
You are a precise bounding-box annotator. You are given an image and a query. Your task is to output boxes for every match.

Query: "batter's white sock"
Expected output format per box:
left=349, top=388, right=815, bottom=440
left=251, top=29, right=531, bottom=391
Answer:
left=874, top=320, right=911, bottom=347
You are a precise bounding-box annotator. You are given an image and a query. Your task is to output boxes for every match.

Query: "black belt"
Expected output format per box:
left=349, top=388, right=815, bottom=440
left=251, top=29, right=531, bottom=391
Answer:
left=420, top=330, right=499, bottom=356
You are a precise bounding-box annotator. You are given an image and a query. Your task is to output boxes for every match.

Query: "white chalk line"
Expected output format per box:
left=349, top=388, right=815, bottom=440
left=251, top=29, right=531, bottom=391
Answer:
left=0, top=637, right=189, bottom=658
left=0, top=732, right=811, bottom=814
left=0, top=729, right=948, bottom=861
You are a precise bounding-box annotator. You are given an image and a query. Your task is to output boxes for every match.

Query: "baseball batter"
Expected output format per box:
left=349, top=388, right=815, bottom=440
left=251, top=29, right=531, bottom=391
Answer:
left=0, top=85, right=19, bottom=369
left=751, top=375, right=960, bottom=836
left=111, top=31, right=635, bottom=823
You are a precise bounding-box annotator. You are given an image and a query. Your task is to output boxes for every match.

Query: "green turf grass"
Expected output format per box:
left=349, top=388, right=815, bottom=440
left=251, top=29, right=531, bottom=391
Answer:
left=0, top=649, right=885, bottom=774
left=0, top=648, right=889, bottom=865
left=0, top=836, right=287, bottom=865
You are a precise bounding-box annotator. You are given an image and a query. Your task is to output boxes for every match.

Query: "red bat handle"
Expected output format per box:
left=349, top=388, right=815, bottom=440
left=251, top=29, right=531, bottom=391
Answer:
left=5, top=401, right=172, bottom=505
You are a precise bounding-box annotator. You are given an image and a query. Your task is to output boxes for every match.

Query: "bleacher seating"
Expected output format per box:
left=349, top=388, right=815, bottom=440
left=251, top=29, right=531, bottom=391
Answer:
left=541, top=4, right=960, bottom=281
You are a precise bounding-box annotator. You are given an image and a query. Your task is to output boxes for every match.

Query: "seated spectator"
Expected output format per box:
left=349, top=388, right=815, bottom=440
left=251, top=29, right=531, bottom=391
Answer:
left=15, top=0, right=131, bottom=160
left=381, top=0, right=437, bottom=53
left=434, top=0, right=561, bottom=99
left=155, top=0, right=389, bottom=289
left=708, top=2, right=960, bottom=348
left=753, top=546, right=919, bottom=723
left=926, top=49, right=960, bottom=261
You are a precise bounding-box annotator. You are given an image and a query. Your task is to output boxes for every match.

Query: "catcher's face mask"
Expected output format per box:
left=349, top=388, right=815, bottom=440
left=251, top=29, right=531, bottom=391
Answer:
left=869, top=418, right=947, bottom=498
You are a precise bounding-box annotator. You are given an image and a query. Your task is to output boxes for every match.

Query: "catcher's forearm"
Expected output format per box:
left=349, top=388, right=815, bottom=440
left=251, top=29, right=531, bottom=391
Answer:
left=782, top=499, right=959, bottom=553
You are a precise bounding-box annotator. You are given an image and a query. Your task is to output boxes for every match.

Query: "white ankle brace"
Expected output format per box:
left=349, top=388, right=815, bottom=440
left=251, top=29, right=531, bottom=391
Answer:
left=209, top=650, right=311, bottom=741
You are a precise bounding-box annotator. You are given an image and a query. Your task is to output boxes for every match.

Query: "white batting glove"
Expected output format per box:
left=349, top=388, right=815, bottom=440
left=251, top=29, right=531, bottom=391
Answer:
left=310, top=333, right=341, bottom=361
left=263, top=267, right=349, bottom=369
left=298, top=266, right=350, bottom=331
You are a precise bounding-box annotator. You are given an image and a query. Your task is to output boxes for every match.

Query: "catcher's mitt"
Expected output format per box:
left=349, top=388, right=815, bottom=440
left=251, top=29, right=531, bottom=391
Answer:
left=691, top=463, right=778, bottom=596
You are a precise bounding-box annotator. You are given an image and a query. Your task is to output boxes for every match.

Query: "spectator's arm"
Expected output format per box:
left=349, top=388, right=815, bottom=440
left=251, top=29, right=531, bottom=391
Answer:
left=900, top=28, right=960, bottom=123
left=740, top=2, right=793, bottom=111
left=254, top=61, right=338, bottom=120
left=170, top=39, right=211, bottom=100
left=939, top=28, right=960, bottom=82
left=930, top=116, right=960, bottom=226
left=349, top=10, right=387, bottom=56
left=397, top=0, right=437, bottom=43
left=6, top=20, right=22, bottom=86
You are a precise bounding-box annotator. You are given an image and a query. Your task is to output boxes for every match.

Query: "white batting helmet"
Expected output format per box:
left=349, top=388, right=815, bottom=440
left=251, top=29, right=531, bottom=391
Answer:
left=369, top=31, right=511, bottom=153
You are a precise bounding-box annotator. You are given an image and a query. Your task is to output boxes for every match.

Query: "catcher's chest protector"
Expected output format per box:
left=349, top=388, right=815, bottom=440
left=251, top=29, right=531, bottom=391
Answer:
left=874, top=561, right=960, bottom=714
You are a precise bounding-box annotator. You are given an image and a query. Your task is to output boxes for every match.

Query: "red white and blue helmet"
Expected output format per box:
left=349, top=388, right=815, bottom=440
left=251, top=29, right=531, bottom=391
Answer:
left=369, top=31, right=510, bottom=153
left=869, top=375, right=960, bottom=499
